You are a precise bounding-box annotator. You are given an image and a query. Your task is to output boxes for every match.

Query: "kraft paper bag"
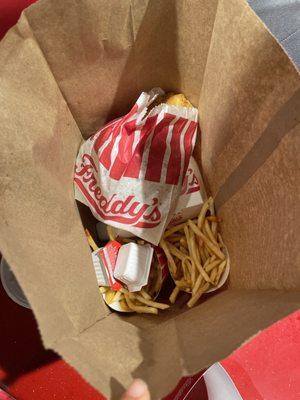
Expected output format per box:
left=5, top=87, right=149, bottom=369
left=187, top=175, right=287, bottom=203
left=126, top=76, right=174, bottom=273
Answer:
left=0, top=0, right=299, bottom=398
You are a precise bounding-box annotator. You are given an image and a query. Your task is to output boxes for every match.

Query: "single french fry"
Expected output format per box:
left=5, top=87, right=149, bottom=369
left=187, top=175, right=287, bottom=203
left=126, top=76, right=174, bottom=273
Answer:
left=183, top=256, right=194, bottom=280
left=205, top=259, right=221, bottom=273
left=215, top=259, right=227, bottom=285
left=190, top=259, right=196, bottom=286
left=189, top=232, right=212, bottom=284
left=174, top=269, right=183, bottom=282
left=190, top=264, right=196, bottom=286
left=204, top=219, right=218, bottom=245
left=210, top=267, right=218, bottom=284
left=197, top=235, right=204, bottom=248
left=160, top=239, right=177, bottom=275
left=140, top=289, right=152, bottom=300
left=206, top=216, right=221, bottom=223
left=208, top=198, right=217, bottom=238
left=191, top=229, right=201, bottom=263
left=189, top=228, right=197, bottom=259
left=169, top=286, right=180, bottom=304
left=199, top=246, right=207, bottom=265
left=105, top=289, right=116, bottom=304
left=184, top=227, right=202, bottom=285
left=192, top=274, right=203, bottom=296
left=181, top=261, right=189, bottom=282
left=205, top=244, right=214, bottom=257
left=182, top=257, right=192, bottom=282
left=107, top=225, right=116, bottom=241
left=190, top=231, right=201, bottom=270
left=131, top=294, right=170, bottom=310
left=175, top=279, right=190, bottom=288
left=187, top=282, right=210, bottom=308
left=208, top=197, right=215, bottom=215
left=218, top=233, right=225, bottom=247
left=119, top=299, right=131, bottom=312
left=203, top=246, right=210, bottom=260
left=183, top=226, right=192, bottom=279
left=167, top=235, right=182, bottom=243
left=184, top=226, right=193, bottom=256
left=192, top=258, right=210, bottom=295
left=188, top=219, right=225, bottom=260
left=197, top=197, right=212, bottom=229
left=85, top=229, right=98, bottom=251
left=99, top=286, right=107, bottom=294
left=152, top=272, right=162, bottom=294
left=124, top=293, right=158, bottom=314
left=112, top=291, right=123, bottom=303
left=167, top=241, right=188, bottom=262
left=164, top=223, right=187, bottom=238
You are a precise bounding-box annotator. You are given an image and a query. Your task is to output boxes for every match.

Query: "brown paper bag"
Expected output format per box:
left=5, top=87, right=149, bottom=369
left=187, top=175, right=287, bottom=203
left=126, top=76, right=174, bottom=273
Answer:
left=0, top=0, right=299, bottom=398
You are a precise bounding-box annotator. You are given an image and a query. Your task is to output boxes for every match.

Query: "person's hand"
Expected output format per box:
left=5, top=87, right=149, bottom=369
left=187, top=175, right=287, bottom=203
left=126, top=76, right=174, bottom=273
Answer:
left=122, top=379, right=150, bottom=400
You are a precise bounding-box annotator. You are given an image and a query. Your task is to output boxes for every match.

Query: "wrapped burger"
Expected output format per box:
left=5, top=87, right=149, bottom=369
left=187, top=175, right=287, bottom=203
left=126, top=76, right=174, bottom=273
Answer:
left=74, top=88, right=198, bottom=245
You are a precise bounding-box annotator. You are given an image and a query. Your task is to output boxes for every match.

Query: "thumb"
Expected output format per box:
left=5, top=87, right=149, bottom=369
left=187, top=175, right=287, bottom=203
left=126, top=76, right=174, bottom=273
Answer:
left=121, top=379, right=150, bottom=400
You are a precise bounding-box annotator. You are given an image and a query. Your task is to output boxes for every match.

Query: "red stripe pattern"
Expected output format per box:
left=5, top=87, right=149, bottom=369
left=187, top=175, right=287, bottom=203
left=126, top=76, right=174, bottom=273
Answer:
left=85, top=102, right=196, bottom=185
left=123, top=115, right=158, bottom=179
left=74, top=90, right=198, bottom=239
left=182, top=121, right=197, bottom=184
left=145, top=114, right=174, bottom=182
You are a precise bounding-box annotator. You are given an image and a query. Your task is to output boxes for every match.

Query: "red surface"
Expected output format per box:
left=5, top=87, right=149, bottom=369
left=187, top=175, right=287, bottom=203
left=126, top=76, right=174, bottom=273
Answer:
left=222, top=310, right=300, bottom=400
left=0, top=275, right=105, bottom=400
left=0, top=0, right=37, bottom=40
left=163, top=372, right=207, bottom=400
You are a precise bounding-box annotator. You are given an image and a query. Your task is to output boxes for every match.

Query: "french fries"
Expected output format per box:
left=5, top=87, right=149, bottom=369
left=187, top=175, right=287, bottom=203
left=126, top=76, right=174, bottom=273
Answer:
left=124, top=293, right=158, bottom=314
left=169, top=286, right=180, bottom=304
left=92, top=197, right=229, bottom=314
left=100, top=282, right=170, bottom=315
left=129, top=293, right=169, bottom=310
left=160, top=197, right=229, bottom=307
left=85, top=229, right=98, bottom=251
left=107, top=225, right=116, bottom=241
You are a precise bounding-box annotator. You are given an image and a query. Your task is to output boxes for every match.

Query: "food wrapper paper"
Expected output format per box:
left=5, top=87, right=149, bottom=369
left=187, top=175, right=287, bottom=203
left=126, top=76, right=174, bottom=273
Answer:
left=74, top=88, right=198, bottom=245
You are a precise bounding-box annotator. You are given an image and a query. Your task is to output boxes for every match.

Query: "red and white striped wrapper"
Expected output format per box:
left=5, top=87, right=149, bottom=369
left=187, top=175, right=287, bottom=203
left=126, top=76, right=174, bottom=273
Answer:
left=74, top=88, right=198, bottom=245
left=168, top=156, right=207, bottom=226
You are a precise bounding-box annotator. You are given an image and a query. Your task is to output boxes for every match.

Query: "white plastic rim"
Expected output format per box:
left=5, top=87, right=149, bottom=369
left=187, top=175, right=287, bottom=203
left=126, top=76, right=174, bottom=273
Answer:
left=203, top=363, right=243, bottom=400
left=0, top=258, right=31, bottom=309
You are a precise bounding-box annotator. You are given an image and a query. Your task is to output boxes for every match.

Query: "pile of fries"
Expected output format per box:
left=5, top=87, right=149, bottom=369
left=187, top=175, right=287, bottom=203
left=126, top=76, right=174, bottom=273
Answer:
left=160, top=197, right=229, bottom=307
left=87, top=197, right=229, bottom=314
left=86, top=228, right=170, bottom=315
left=100, top=287, right=169, bottom=314
left=100, top=245, right=170, bottom=314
